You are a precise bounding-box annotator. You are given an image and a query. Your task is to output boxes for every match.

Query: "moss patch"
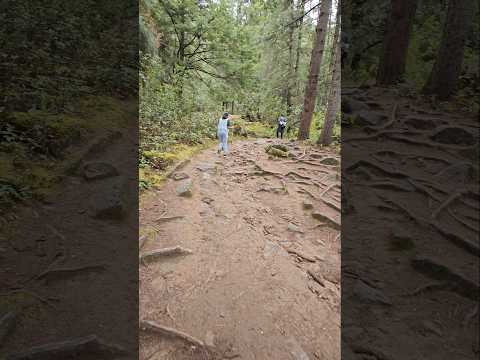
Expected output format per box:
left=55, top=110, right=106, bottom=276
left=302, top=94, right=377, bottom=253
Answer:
left=0, top=96, right=135, bottom=206
left=139, top=140, right=216, bottom=191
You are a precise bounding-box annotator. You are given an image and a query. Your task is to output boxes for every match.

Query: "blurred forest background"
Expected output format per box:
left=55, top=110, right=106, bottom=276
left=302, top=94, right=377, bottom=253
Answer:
left=0, top=0, right=137, bottom=209
left=139, top=0, right=341, bottom=189
left=343, top=0, right=479, bottom=112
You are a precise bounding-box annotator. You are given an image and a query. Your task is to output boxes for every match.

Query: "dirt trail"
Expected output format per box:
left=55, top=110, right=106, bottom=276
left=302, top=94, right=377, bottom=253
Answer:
left=0, top=127, right=138, bottom=359
left=342, top=86, right=479, bottom=359
left=139, top=139, right=341, bottom=360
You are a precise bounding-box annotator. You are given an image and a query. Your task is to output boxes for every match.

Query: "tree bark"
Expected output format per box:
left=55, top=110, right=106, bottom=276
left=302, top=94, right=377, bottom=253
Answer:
left=319, top=13, right=337, bottom=109
left=319, top=10, right=340, bottom=146
left=376, top=0, right=418, bottom=85
left=298, top=0, right=332, bottom=140
left=294, top=0, right=306, bottom=97
left=286, top=0, right=295, bottom=115
left=423, top=0, right=477, bottom=100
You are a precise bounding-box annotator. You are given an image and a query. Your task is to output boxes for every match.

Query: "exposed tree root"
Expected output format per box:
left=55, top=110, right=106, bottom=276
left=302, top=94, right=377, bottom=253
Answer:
left=343, top=129, right=407, bottom=143
left=285, top=171, right=311, bottom=180
left=368, top=181, right=413, bottom=192
left=293, top=180, right=314, bottom=186
left=312, top=211, right=340, bottom=230
left=298, top=160, right=338, bottom=168
left=320, top=183, right=338, bottom=197
left=403, top=282, right=449, bottom=297
left=37, top=264, right=107, bottom=284
left=411, top=256, right=479, bottom=300
left=377, top=194, right=426, bottom=225
left=351, top=344, right=394, bottom=360
left=287, top=249, right=316, bottom=262
left=307, top=269, right=325, bottom=287
left=431, top=190, right=466, bottom=219
left=447, top=207, right=479, bottom=233
left=140, top=246, right=193, bottom=264
left=372, top=150, right=451, bottom=166
left=140, top=320, right=206, bottom=349
left=320, top=197, right=341, bottom=212
left=375, top=102, right=398, bottom=130
left=378, top=194, right=479, bottom=255
left=155, top=215, right=185, bottom=224
left=407, top=179, right=442, bottom=202
left=346, top=160, right=410, bottom=180
left=430, top=221, right=479, bottom=256
left=6, top=334, right=126, bottom=360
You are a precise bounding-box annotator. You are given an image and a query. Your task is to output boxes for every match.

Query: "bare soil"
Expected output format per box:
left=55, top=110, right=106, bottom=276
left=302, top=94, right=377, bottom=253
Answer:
left=342, top=86, right=479, bottom=360
left=139, top=138, right=341, bottom=360
left=0, top=126, right=138, bottom=359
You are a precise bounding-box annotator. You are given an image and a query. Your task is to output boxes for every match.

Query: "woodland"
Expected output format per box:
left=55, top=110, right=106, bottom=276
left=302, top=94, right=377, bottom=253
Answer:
left=139, top=0, right=342, bottom=188
left=343, top=0, right=479, bottom=105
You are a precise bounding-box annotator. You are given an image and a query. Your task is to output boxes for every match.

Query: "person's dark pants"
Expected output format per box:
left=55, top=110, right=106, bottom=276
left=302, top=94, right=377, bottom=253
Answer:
left=276, top=125, right=285, bottom=139
left=341, top=50, right=347, bottom=68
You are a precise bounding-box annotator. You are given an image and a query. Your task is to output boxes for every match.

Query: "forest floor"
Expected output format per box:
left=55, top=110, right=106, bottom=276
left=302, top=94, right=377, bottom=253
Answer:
left=139, top=138, right=341, bottom=360
left=342, top=86, right=479, bottom=359
left=0, top=124, right=138, bottom=359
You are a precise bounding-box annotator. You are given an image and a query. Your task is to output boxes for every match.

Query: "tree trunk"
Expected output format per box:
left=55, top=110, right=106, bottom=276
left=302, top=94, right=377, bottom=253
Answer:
left=286, top=0, right=295, bottom=115
left=423, top=0, right=476, bottom=100
left=319, top=14, right=338, bottom=109
left=294, top=0, right=306, bottom=97
left=298, top=0, right=332, bottom=140
left=376, top=0, right=418, bottom=85
left=319, top=20, right=340, bottom=146
left=319, top=5, right=340, bottom=145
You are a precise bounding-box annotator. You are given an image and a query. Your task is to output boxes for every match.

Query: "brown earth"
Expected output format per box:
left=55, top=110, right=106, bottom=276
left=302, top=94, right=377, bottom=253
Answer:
left=342, top=86, right=479, bottom=360
left=0, top=126, right=138, bottom=359
left=139, top=138, right=341, bottom=360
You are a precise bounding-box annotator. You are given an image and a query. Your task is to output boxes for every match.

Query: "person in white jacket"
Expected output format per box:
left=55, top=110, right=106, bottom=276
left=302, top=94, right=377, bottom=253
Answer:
left=217, top=112, right=231, bottom=156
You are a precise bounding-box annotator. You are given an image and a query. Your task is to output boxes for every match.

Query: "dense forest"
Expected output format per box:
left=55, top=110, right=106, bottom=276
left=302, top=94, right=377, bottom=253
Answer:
left=0, top=1, right=138, bottom=208
left=139, top=0, right=341, bottom=188
left=343, top=0, right=479, bottom=110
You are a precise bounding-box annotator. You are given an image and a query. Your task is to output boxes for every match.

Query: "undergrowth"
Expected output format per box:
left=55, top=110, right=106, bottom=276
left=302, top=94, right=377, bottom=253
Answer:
left=0, top=97, right=135, bottom=208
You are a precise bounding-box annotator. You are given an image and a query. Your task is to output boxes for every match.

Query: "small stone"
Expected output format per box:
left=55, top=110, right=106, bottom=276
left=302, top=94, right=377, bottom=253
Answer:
left=83, top=162, right=119, bottom=181
left=320, top=157, right=339, bottom=166
left=201, top=197, right=214, bottom=204
left=172, top=172, right=189, bottom=181
left=196, top=163, right=217, bottom=174
left=287, top=223, right=304, bottom=234
left=176, top=179, right=193, bottom=197
left=303, top=200, right=314, bottom=210
left=205, top=330, right=215, bottom=347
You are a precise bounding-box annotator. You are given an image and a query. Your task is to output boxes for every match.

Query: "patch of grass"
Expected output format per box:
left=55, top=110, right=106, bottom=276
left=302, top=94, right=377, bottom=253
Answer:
left=243, top=121, right=275, bottom=138
left=139, top=139, right=216, bottom=191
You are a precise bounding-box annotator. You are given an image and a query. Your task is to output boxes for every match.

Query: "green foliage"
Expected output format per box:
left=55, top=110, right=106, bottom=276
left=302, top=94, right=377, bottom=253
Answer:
left=0, top=0, right=137, bottom=112
left=344, top=0, right=479, bottom=106
left=0, top=179, right=31, bottom=206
